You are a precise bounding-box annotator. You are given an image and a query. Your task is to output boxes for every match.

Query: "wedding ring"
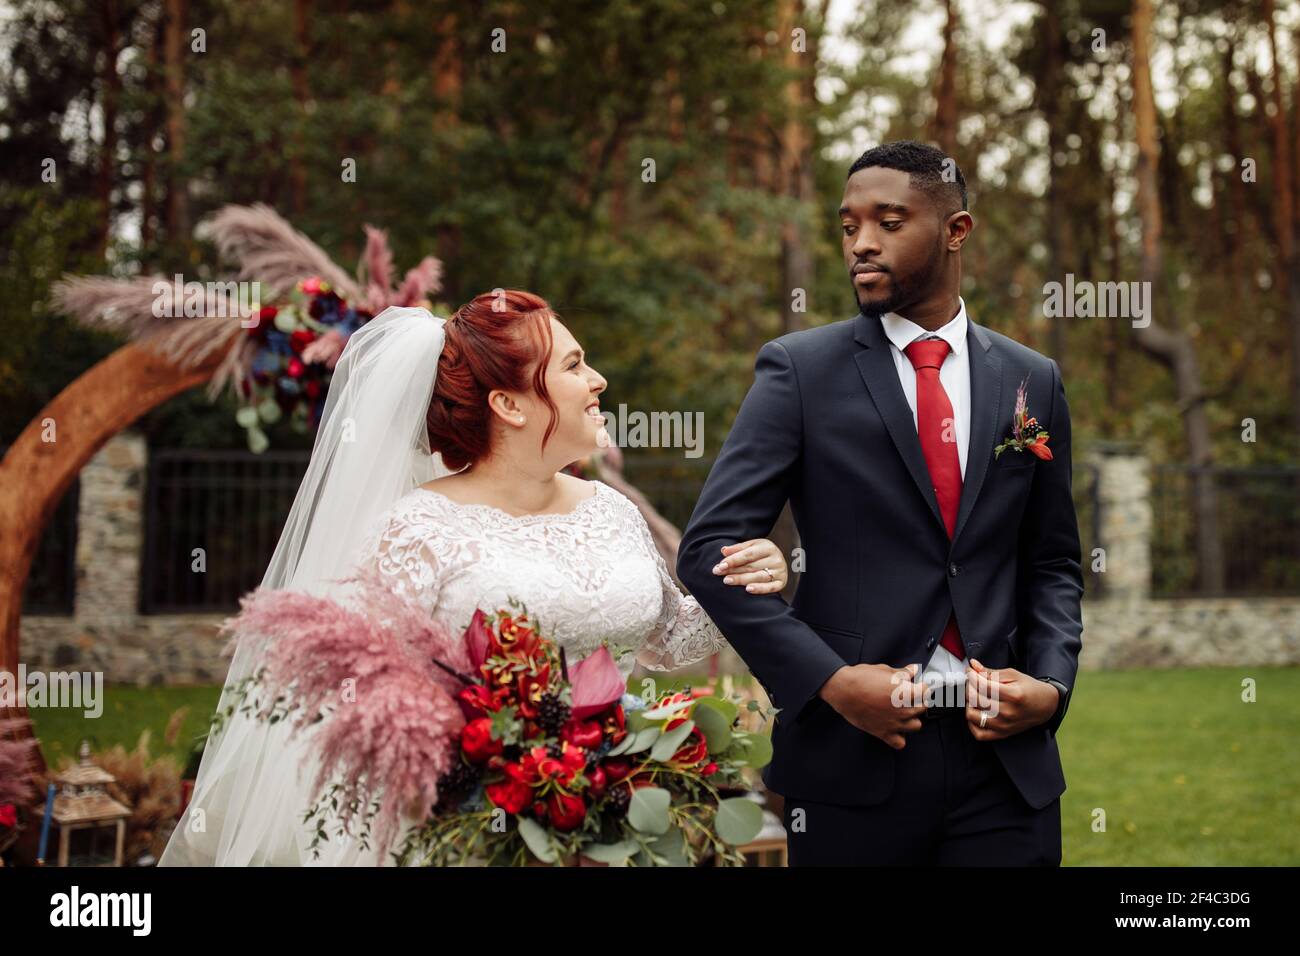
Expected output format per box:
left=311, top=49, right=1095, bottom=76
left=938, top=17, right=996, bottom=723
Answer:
left=979, top=711, right=990, bottom=729
left=762, top=567, right=774, bottom=580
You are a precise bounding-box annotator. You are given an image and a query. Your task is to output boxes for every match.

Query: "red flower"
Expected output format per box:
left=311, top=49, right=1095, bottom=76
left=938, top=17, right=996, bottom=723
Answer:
left=289, top=329, right=317, bottom=354
left=587, top=765, right=608, bottom=798
left=486, top=775, right=531, bottom=815
left=493, top=614, right=544, bottom=663
left=1027, top=435, right=1053, bottom=460
left=458, top=684, right=506, bottom=716
left=460, top=717, right=503, bottom=764
left=654, top=691, right=697, bottom=731
left=701, top=762, right=719, bottom=776
left=464, top=609, right=494, bottom=670
left=514, top=665, right=551, bottom=720
left=670, top=729, right=709, bottom=769
left=287, top=358, right=305, bottom=379
left=546, top=792, right=587, bottom=832
left=602, top=757, right=632, bottom=782
left=299, top=276, right=326, bottom=295
left=517, top=744, right=586, bottom=787
left=247, top=305, right=276, bottom=338
left=562, top=718, right=604, bottom=750
left=0, top=804, right=16, bottom=828
left=602, top=704, right=628, bottom=745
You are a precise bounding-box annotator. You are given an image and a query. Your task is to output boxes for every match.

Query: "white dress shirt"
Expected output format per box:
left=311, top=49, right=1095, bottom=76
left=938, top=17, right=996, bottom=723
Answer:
left=879, top=297, right=971, bottom=689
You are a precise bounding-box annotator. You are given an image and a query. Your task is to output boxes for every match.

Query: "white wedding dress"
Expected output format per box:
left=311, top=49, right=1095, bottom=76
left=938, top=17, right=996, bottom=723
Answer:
left=319, top=479, right=730, bottom=865
left=358, top=479, right=727, bottom=677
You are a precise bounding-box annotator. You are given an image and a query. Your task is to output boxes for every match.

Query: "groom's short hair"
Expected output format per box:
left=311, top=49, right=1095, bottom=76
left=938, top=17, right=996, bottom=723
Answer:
left=847, top=141, right=968, bottom=218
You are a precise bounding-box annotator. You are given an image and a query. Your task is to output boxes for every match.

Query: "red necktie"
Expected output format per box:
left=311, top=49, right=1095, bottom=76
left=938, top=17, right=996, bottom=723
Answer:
left=903, top=338, right=965, bottom=661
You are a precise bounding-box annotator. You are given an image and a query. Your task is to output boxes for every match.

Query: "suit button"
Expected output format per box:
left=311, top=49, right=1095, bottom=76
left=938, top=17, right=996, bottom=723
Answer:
left=948, top=563, right=959, bottom=577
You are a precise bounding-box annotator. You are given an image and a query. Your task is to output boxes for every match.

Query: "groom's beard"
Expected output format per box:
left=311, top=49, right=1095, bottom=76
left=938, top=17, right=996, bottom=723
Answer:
left=850, top=238, right=945, bottom=318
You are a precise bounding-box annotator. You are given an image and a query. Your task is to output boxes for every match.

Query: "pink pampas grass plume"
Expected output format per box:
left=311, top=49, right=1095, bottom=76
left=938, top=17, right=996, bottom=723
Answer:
left=223, top=564, right=471, bottom=856
left=0, top=718, right=40, bottom=809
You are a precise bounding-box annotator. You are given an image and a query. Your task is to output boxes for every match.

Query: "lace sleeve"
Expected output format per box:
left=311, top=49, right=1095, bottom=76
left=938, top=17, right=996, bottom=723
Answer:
left=616, top=493, right=730, bottom=672
left=356, top=499, right=445, bottom=618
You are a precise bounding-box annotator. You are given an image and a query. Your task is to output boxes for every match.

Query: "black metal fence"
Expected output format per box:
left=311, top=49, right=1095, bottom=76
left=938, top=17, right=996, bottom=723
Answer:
left=1151, top=465, right=1300, bottom=598
left=141, top=449, right=310, bottom=613
left=135, top=449, right=1294, bottom=612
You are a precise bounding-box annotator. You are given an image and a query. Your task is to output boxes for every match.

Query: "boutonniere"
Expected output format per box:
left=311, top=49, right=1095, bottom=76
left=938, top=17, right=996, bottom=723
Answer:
left=994, top=375, right=1053, bottom=460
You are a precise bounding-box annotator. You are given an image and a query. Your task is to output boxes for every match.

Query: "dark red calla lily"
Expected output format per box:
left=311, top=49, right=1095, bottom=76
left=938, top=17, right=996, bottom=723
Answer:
left=464, top=608, right=493, bottom=670
left=569, top=646, right=624, bottom=720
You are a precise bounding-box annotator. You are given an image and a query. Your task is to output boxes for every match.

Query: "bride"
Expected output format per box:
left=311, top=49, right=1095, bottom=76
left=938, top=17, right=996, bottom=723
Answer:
left=159, top=289, right=788, bottom=866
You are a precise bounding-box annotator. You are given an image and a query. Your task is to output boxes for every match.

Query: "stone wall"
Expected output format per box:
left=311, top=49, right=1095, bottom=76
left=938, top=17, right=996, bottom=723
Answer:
left=19, top=433, right=228, bottom=686
left=16, top=435, right=1300, bottom=686
left=1078, top=446, right=1299, bottom=669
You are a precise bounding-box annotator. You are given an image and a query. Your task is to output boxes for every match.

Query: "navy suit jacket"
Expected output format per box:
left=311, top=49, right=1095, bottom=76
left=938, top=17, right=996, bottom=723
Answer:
left=676, top=310, right=1084, bottom=810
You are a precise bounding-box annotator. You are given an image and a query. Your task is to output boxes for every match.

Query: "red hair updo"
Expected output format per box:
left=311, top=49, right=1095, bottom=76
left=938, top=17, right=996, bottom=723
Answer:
left=425, top=289, right=559, bottom=472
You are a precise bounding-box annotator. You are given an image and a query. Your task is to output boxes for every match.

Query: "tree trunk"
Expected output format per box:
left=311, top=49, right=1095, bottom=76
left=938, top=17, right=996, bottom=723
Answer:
left=931, top=0, right=959, bottom=156
left=139, top=9, right=163, bottom=261
left=1039, top=1, right=1067, bottom=370
left=290, top=0, right=311, bottom=216
left=777, top=0, right=826, bottom=336
left=97, top=0, right=121, bottom=260
left=431, top=11, right=463, bottom=301
left=1130, top=0, right=1224, bottom=593
left=163, top=0, right=189, bottom=249
left=1221, top=32, right=1246, bottom=298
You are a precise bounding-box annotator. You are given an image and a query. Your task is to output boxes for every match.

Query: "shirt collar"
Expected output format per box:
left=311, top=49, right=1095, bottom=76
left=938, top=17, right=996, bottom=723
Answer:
left=880, top=296, right=968, bottom=357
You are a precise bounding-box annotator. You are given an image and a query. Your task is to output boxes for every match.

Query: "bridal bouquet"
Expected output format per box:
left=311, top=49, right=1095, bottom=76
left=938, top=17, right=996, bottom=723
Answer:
left=403, top=607, right=772, bottom=867
left=220, top=569, right=772, bottom=866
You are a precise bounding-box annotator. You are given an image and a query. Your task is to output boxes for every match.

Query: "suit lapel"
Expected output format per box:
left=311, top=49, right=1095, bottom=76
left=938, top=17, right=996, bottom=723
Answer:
left=852, top=310, right=1003, bottom=544
left=952, top=317, right=1001, bottom=545
left=853, top=312, right=945, bottom=534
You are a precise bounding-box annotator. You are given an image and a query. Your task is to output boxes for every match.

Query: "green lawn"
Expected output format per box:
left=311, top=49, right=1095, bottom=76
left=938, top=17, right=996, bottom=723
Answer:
left=26, top=667, right=1299, bottom=865
left=31, top=684, right=222, bottom=773
left=1058, top=666, right=1300, bottom=865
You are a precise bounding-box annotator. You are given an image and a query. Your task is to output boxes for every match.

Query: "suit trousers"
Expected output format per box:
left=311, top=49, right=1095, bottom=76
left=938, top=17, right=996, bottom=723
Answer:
left=781, top=710, right=1062, bottom=866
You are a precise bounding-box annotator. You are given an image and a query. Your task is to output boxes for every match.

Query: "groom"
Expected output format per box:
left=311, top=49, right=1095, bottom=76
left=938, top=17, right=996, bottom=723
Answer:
left=677, top=141, right=1083, bottom=866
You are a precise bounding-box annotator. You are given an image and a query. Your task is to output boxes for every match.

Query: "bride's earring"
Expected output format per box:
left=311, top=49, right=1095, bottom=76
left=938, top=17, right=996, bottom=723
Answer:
left=516, top=415, right=525, bottom=424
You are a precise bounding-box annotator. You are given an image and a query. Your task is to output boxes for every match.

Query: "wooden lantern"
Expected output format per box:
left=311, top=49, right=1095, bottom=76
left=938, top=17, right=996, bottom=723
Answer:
left=35, top=740, right=132, bottom=866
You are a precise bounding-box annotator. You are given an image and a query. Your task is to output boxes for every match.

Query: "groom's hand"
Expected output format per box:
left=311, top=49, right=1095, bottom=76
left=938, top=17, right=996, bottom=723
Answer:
left=963, top=658, right=1060, bottom=741
left=818, top=662, right=928, bottom=750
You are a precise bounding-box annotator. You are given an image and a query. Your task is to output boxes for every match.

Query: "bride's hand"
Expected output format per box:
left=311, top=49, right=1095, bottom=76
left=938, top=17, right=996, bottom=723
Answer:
left=712, top=539, right=788, bottom=594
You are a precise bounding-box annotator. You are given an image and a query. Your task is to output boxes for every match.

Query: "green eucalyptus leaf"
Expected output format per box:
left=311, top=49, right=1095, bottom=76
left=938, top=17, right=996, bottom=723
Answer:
left=693, top=695, right=738, bottom=724
left=257, top=398, right=282, bottom=424
left=728, top=731, right=773, bottom=769
left=247, top=425, right=269, bottom=455
left=692, top=702, right=733, bottom=754
left=626, top=786, right=671, bottom=835
left=648, top=826, right=689, bottom=866
left=715, top=797, right=764, bottom=845
left=517, top=817, right=557, bottom=863
left=580, top=840, right=638, bottom=865
left=623, top=726, right=661, bottom=755
left=650, top=719, right=695, bottom=762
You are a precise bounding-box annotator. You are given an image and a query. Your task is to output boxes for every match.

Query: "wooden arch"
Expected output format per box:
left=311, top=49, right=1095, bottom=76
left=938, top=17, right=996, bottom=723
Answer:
left=0, top=342, right=223, bottom=771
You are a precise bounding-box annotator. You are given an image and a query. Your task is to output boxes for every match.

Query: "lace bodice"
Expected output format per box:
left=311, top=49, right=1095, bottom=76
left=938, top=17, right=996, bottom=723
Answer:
left=355, top=479, right=728, bottom=675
